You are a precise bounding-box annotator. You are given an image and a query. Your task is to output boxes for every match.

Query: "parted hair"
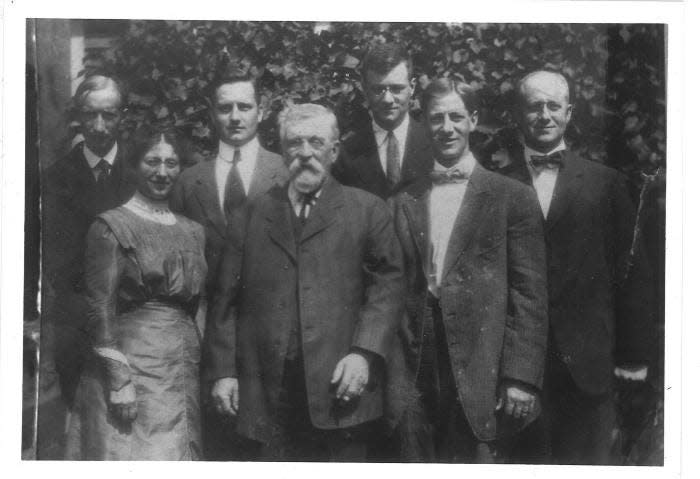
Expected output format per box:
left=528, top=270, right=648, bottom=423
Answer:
left=361, top=43, right=413, bottom=81
left=208, top=63, right=262, bottom=105
left=278, top=103, right=340, bottom=143
left=127, top=125, right=186, bottom=169
left=72, top=74, right=125, bottom=112
left=421, top=77, right=480, bottom=114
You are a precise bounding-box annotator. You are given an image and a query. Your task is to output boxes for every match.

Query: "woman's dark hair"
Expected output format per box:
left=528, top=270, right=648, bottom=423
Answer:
left=127, top=125, right=186, bottom=168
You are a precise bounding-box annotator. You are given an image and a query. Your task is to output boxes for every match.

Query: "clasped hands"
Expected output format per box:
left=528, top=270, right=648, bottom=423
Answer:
left=211, top=352, right=370, bottom=417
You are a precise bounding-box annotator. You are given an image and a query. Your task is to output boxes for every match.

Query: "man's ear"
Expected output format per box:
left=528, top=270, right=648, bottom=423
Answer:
left=470, top=110, right=479, bottom=127
left=206, top=96, right=216, bottom=123
left=329, top=140, right=340, bottom=163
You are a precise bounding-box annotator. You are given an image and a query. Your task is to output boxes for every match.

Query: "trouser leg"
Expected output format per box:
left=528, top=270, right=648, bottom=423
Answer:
left=547, top=357, right=616, bottom=465
left=261, top=357, right=370, bottom=462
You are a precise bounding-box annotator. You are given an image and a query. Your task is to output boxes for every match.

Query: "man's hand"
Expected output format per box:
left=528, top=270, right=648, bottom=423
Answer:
left=330, top=352, right=370, bottom=403
left=614, top=365, right=648, bottom=381
left=211, top=377, right=239, bottom=417
left=109, top=381, right=137, bottom=422
left=496, top=383, right=537, bottom=419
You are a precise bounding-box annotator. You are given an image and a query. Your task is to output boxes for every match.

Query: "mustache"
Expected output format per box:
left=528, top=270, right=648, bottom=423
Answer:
left=289, top=161, right=323, bottom=175
left=148, top=178, right=173, bottom=184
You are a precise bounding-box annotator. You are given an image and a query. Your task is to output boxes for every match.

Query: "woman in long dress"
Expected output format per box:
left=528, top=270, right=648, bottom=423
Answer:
left=66, top=126, right=207, bottom=460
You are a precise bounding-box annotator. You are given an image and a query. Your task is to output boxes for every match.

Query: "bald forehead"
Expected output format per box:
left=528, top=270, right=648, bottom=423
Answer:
left=518, top=71, right=570, bottom=103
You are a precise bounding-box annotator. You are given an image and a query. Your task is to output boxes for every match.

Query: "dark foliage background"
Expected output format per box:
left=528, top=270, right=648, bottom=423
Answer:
left=82, top=21, right=665, bottom=183
left=64, top=20, right=666, bottom=464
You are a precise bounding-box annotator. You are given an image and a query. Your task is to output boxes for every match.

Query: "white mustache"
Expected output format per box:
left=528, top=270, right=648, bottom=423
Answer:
left=290, top=161, right=323, bottom=175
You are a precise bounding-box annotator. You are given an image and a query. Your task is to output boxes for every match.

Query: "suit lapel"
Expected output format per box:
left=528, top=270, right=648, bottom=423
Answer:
left=70, top=145, right=99, bottom=194
left=503, top=144, right=534, bottom=188
left=300, top=177, right=343, bottom=243
left=248, top=148, right=286, bottom=199
left=111, top=144, right=136, bottom=203
left=401, top=181, right=431, bottom=275
left=194, top=159, right=227, bottom=238
left=264, top=186, right=297, bottom=262
left=546, top=151, right=584, bottom=232
left=401, top=118, right=432, bottom=184
left=356, top=141, right=387, bottom=191
left=64, top=144, right=102, bottom=216
left=441, top=164, right=492, bottom=280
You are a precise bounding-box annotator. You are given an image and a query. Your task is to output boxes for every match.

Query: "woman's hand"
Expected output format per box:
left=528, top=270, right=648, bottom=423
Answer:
left=109, top=381, right=137, bottom=422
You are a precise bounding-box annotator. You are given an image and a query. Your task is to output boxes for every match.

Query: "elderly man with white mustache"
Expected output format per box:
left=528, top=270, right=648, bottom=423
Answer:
left=205, top=103, right=404, bottom=461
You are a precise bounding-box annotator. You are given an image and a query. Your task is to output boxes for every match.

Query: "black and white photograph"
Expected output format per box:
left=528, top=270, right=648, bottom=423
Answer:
left=0, top=0, right=694, bottom=476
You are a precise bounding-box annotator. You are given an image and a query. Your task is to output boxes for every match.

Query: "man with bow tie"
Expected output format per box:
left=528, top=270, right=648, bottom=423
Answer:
left=169, top=64, right=288, bottom=459
left=206, top=103, right=403, bottom=461
left=41, top=76, right=137, bottom=455
left=388, top=78, right=548, bottom=462
left=496, top=70, right=655, bottom=464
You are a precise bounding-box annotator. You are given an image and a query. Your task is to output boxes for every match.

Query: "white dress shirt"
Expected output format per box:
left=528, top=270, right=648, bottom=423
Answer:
left=372, top=114, right=410, bottom=174
left=215, top=137, right=260, bottom=211
left=83, top=142, right=118, bottom=180
left=428, top=151, right=477, bottom=296
left=524, top=139, right=567, bottom=219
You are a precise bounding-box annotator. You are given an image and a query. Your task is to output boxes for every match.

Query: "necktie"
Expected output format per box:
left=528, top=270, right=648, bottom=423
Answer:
left=385, top=130, right=401, bottom=187
left=95, top=159, right=110, bottom=185
left=530, top=150, right=565, bottom=171
left=298, top=193, right=316, bottom=225
left=223, top=148, right=245, bottom=220
left=429, top=165, right=469, bottom=185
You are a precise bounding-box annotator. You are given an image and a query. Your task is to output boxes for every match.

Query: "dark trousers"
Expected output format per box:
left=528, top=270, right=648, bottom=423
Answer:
left=506, top=348, right=616, bottom=465
left=395, top=295, right=499, bottom=463
left=260, top=356, right=370, bottom=462
left=546, top=355, right=616, bottom=465
left=201, top=406, right=261, bottom=460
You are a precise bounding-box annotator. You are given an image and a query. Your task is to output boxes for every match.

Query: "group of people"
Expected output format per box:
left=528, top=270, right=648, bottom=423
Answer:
left=41, top=42, right=655, bottom=464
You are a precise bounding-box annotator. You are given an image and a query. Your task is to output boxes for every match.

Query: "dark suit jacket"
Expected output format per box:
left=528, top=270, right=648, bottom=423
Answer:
left=42, top=142, right=136, bottom=401
left=498, top=147, right=654, bottom=395
left=211, top=178, right=404, bottom=442
left=389, top=164, right=548, bottom=441
left=43, top=141, right=136, bottom=299
left=332, top=117, right=433, bottom=200
left=169, top=145, right=288, bottom=297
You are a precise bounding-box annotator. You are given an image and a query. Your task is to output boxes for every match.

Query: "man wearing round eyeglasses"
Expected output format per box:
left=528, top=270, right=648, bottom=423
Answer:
left=332, top=43, right=432, bottom=200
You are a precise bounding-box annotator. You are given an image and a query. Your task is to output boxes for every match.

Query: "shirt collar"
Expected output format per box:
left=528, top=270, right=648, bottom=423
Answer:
left=288, top=182, right=324, bottom=206
left=523, top=139, right=566, bottom=175
left=83, top=142, right=118, bottom=169
left=432, top=150, right=477, bottom=175
left=523, top=139, right=567, bottom=163
left=371, top=113, right=410, bottom=145
left=217, top=136, right=260, bottom=163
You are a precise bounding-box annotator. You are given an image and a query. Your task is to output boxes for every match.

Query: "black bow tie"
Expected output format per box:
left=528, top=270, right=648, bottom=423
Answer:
left=429, top=167, right=469, bottom=185
left=530, top=151, right=565, bottom=170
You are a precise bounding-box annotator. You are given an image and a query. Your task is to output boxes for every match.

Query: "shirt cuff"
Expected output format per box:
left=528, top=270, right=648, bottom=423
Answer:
left=95, top=347, right=132, bottom=391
